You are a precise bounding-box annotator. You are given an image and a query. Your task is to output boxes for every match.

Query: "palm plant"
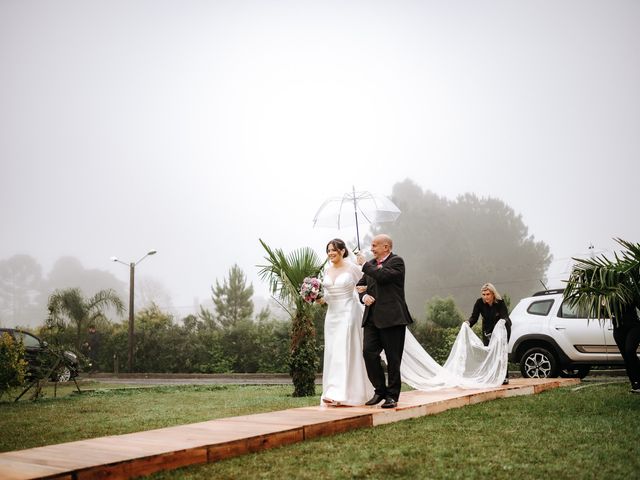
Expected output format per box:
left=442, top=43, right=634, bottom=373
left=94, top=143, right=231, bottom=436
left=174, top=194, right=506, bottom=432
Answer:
left=257, top=239, right=325, bottom=396
left=564, top=238, right=640, bottom=326
left=47, top=288, right=125, bottom=351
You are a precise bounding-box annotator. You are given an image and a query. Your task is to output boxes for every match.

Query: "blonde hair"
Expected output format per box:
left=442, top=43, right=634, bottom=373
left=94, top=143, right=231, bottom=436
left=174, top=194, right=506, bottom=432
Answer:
left=481, top=283, right=502, bottom=301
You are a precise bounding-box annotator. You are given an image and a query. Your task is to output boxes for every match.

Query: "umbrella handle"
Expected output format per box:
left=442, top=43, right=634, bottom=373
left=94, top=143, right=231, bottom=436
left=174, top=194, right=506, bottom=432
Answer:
left=352, top=186, right=360, bottom=250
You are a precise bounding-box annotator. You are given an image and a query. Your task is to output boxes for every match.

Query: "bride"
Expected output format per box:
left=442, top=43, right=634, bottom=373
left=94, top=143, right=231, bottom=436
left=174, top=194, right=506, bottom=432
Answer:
left=318, top=238, right=509, bottom=406
left=318, top=238, right=374, bottom=405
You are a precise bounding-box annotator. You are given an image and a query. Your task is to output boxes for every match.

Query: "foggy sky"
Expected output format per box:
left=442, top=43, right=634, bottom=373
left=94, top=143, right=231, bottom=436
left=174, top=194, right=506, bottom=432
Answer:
left=1, top=1, right=639, bottom=317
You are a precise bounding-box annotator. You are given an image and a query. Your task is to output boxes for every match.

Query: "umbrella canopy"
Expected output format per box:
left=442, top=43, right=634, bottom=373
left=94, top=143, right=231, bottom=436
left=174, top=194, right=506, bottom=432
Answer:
left=312, top=187, right=401, bottom=250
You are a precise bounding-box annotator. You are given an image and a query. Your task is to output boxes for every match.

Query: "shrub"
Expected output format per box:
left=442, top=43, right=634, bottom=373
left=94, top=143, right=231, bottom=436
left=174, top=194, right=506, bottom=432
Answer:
left=425, top=296, right=464, bottom=328
left=0, top=332, right=28, bottom=398
left=410, top=322, right=459, bottom=365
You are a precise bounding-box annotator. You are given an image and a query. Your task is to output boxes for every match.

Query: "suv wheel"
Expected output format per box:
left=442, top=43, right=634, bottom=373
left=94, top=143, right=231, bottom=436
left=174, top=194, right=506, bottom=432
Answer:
left=520, top=347, right=558, bottom=378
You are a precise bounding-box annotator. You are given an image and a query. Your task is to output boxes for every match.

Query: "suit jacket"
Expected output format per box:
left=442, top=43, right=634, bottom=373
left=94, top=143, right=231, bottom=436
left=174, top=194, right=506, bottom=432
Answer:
left=357, top=253, right=413, bottom=329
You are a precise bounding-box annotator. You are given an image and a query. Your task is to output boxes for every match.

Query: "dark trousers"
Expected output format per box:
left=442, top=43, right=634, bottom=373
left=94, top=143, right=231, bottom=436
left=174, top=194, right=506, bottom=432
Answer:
left=613, top=322, right=640, bottom=388
left=363, top=323, right=406, bottom=401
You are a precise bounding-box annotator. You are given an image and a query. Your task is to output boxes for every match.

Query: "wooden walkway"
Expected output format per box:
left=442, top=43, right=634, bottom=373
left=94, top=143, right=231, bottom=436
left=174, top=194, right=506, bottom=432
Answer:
left=0, top=378, right=578, bottom=480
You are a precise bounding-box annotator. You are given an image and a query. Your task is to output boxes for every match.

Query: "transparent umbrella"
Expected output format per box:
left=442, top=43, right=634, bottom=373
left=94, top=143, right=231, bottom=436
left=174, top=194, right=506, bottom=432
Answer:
left=312, top=186, right=401, bottom=250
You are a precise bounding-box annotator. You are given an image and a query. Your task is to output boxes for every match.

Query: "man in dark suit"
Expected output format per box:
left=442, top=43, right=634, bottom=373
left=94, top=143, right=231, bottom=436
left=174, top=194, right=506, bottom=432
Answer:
left=356, top=234, right=413, bottom=408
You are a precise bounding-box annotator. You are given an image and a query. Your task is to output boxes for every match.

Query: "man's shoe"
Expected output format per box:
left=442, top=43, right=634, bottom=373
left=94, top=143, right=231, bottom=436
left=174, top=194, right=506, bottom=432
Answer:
left=502, top=378, right=509, bottom=385
left=365, top=394, right=385, bottom=406
left=381, top=398, right=397, bottom=409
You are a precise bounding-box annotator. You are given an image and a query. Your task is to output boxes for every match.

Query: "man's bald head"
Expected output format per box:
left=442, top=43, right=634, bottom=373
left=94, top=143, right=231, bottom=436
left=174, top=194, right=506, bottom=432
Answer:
left=371, top=234, right=393, bottom=260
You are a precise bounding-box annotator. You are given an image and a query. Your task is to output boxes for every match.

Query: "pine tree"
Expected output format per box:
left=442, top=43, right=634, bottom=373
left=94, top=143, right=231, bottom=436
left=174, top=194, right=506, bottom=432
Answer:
left=211, top=264, right=254, bottom=328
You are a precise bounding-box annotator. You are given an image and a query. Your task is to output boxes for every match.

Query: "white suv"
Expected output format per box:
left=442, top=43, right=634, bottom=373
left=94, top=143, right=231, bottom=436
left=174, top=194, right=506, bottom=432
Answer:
left=508, top=289, right=623, bottom=378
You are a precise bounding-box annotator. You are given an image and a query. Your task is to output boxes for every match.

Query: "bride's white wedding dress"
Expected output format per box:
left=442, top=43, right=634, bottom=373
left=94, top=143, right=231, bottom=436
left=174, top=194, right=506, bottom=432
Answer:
left=321, top=264, right=509, bottom=405
left=321, top=263, right=374, bottom=405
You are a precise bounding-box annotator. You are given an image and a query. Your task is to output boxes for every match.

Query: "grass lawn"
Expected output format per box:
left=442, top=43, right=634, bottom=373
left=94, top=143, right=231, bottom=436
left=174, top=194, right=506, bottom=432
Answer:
left=2, top=380, right=639, bottom=479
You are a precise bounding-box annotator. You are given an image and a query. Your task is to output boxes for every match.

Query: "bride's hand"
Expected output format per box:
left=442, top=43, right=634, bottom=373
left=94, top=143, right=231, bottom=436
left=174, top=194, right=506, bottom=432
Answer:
left=356, top=286, right=367, bottom=294
left=356, top=253, right=366, bottom=265
left=316, top=297, right=326, bottom=305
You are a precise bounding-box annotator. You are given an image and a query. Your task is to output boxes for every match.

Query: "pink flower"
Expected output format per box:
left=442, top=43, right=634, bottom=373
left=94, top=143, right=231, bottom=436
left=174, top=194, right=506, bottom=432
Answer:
left=300, top=277, right=323, bottom=304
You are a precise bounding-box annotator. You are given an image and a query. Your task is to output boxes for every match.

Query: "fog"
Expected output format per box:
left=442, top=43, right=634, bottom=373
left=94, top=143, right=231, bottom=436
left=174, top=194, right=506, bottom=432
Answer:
left=1, top=1, right=639, bottom=321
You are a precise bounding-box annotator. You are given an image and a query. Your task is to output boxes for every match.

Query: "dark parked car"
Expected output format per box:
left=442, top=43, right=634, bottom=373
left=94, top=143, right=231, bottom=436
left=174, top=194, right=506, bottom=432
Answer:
left=0, top=328, right=80, bottom=382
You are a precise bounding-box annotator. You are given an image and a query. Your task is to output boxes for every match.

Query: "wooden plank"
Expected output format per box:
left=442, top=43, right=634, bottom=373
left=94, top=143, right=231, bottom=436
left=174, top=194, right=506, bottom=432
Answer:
left=217, top=411, right=373, bottom=440
left=75, top=448, right=208, bottom=480
left=402, top=388, right=475, bottom=404
left=468, top=389, right=506, bottom=405
left=297, top=406, right=374, bottom=417
left=207, top=438, right=253, bottom=463
left=218, top=409, right=372, bottom=431
left=0, top=442, right=136, bottom=471
left=208, top=429, right=304, bottom=462
left=504, top=385, right=535, bottom=397
left=304, top=414, right=372, bottom=439
left=226, top=408, right=367, bottom=422
left=371, top=405, right=429, bottom=426
left=0, top=457, right=71, bottom=480
left=425, top=395, right=470, bottom=415
left=245, top=429, right=304, bottom=453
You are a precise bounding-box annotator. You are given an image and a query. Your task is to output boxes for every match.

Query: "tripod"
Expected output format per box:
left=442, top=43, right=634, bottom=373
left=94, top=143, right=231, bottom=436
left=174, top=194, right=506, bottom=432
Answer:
left=15, top=355, right=82, bottom=402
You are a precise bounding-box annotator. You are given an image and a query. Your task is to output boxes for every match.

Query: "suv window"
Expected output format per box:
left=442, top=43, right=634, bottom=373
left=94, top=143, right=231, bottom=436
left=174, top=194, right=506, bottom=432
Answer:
left=526, top=299, right=554, bottom=316
left=558, top=302, right=590, bottom=319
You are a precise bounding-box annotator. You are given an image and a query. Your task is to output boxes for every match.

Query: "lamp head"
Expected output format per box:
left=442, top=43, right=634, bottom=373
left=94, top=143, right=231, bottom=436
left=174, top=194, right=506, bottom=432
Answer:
left=110, top=256, right=118, bottom=262
left=148, top=249, right=157, bottom=256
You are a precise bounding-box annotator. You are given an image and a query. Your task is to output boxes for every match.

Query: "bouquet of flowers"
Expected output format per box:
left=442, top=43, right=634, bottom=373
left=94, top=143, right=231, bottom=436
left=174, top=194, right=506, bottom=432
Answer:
left=300, top=277, right=323, bottom=304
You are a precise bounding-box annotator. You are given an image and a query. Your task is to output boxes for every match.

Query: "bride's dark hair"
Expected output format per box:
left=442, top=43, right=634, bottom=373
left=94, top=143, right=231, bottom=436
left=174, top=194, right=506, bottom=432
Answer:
left=326, top=238, right=348, bottom=258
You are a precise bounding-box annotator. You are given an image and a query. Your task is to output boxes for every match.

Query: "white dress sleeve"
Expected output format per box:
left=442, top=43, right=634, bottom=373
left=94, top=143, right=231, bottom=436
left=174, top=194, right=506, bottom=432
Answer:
left=348, top=261, right=364, bottom=284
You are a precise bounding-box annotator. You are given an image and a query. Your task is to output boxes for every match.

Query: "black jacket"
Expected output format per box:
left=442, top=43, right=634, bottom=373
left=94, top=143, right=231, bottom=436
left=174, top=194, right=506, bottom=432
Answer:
left=357, top=253, right=413, bottom=329
left=468, top=298, right=512, bottom=341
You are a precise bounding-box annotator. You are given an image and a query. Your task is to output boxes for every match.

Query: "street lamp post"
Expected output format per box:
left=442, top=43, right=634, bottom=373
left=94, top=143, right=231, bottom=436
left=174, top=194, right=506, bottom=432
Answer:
left=110, top=249, right=157, bottom=373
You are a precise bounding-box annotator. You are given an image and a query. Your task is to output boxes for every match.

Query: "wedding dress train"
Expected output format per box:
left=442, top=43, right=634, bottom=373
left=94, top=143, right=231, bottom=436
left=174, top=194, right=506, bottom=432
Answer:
left=398, top=320, right=508, bottom=390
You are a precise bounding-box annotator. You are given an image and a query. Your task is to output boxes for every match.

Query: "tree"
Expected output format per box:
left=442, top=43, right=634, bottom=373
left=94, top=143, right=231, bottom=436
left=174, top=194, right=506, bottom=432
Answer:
left=564, top=239, right=640, bottom=390
left=410, top=322, right=459, bottom=366
left=134, top=304, right=183, bottom=372
left=564, top=238, right=640, bottom=324
left=135, top=276, right=173, bottom=312
left=252, top=317, right=291, bottom=372
left=257, top=239, right=324, bottom=396
left=44, top=257, right=127, bottom=306
left=378, top=179, right=552, bottom=317
left=47, top=288, right=125, bottom=351
left=211, top=264, right=254, bottom=328
left=426, top=296, right=464, bottom=328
